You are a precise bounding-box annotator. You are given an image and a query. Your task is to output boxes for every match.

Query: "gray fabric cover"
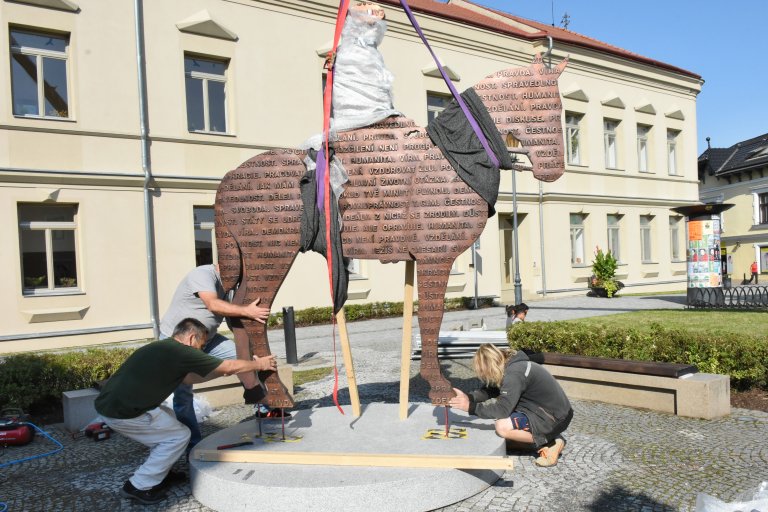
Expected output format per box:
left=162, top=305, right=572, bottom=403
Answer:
left=299, top=167, right=349, bottom=314
left=426, top=88, right=515, bottom=217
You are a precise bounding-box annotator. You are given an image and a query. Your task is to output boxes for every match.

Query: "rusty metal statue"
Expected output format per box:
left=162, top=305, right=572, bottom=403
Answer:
left=215, top=55, right=568, bottom=410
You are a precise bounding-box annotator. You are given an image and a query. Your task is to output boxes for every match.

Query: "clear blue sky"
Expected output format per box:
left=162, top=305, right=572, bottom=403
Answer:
left=473, top=0, right=768, bottom=154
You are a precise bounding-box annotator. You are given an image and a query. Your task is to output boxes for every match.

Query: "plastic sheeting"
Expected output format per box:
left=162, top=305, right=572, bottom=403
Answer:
left=302, top=8, right=400, bottom=151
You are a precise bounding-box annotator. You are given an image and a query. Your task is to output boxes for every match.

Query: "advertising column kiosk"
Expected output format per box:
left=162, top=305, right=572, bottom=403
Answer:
left=671, top=204, right=734, bottom=307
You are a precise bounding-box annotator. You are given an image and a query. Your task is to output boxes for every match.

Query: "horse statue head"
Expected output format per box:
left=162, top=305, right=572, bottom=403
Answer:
left=473, top=54, right=568, bottom=182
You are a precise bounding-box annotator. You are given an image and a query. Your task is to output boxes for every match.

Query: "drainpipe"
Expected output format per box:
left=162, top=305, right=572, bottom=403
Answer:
left=538, top=181, right=547, bottom=296
left=134, top=0, right=160, bottom=338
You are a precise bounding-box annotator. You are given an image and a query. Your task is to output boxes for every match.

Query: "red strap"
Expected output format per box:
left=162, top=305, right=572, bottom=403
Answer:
left=321, top=0, right=350, bottom=414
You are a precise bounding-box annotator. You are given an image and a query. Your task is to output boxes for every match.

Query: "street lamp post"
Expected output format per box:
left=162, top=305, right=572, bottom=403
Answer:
left=506, top=133, right=526, bottom=305
left=510, top=163, right=523, bottom=305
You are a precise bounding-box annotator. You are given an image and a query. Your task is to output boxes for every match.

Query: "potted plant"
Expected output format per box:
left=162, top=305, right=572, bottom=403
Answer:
left=589, top=247, right=622, bottom=297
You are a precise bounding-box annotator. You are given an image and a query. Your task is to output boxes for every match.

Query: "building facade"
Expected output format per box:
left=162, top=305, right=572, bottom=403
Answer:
left=0, top=0, right=702, bottom=353
left=698, top=133, right=768, bottom=283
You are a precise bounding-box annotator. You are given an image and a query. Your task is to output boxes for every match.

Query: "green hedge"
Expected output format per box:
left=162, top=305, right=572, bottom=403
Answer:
left=0, top=348, right=135, bottom=412
left=0, top=298, right=495, bottom=413
left=508, top=321, right=768, bottom=391
left=266, top=296, right=495, bottom=328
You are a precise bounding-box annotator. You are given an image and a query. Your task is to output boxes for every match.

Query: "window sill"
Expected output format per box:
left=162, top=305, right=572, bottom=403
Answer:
left=638, top=170, right=655, bottom=174
left=671, top=259, right=686, bottom=263
left=566, top=162, right=588, bottom=169
left=641, top=261, right=658, bottom=265
left=23, top=288, right=84, bottom=297
left=189, top=130, right=236, bottom=138
left=349, top=274, right=368, bottom=281
left=606, top=167, right=624, bottom=172
left=21, top=306, right=89, bottom=323
left=14, top=114, right=75, bottom=123
left=571, top=264, right=590, bottom=269
left=667, top=173, right=682, bottom=177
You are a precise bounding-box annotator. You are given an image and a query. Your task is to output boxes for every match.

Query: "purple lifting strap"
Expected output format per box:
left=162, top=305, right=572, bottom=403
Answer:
left=399, top=0, right=500, bottom=168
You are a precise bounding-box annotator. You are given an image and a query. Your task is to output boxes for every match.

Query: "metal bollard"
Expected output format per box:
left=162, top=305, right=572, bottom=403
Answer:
left=283, top=306, right=298, bottom=365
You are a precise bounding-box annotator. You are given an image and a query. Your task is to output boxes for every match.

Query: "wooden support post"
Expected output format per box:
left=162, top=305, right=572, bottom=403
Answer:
left=399, top=260, right=416, bottom=420
left=194, top=449, right=513, bottom=470
left=336, top=309, right=361, bottom=417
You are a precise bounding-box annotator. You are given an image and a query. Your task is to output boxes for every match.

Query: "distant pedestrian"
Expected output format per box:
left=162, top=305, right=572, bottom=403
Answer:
left=505, top=305, right=516, bottom=329
left=510, top=303, right=529, bottom=325
left=748, top=261, right=758, bottom=284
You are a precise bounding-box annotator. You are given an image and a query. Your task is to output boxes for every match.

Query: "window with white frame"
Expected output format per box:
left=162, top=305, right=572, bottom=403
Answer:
left=759, top=193, right=768, bottom=225
left=570, top=213, right=586, bottom=265
left=565, top=113, right=582, bottom=165
left=607, top=214, right=621, bottom=262
left=669, top=216, right=682, bottom=260
left=640, top=215, right=654, bottom=262
left=185, top=55, right=228, bottom=133
left=194, top=206, right=216, bottom=266
left=667, top=130, right=679, bottom=175
left=347, top=258, right=362, bottom=277
left=10, top=29, right=70, bottom=118
left=637, top=125, right=650, bottom=172
left=427, top=93, right=451, bottom=124
left=19, top=203, right=79, bottom=293
left=604, top=119, right=619, bottom=169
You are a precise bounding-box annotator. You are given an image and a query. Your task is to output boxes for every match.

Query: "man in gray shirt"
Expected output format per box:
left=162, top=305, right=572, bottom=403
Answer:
left=159, top=264, right=270, bottom=448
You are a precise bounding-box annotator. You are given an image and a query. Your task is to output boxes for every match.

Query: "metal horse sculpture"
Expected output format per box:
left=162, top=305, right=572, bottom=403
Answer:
left=215, top=56, right=568, bottom=409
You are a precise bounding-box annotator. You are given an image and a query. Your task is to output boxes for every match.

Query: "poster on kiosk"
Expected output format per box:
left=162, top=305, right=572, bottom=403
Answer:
left=687, top=216, right=721, bottom=288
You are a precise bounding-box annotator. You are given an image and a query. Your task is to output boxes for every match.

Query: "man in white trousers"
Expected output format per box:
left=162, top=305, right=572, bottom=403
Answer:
left=95, top=318, right=277, bottom=505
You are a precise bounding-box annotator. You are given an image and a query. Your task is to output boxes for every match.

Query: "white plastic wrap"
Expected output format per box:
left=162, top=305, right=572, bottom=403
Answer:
left=696, top=481, right=768, bottom=512
left=331, top=8, right=399, bottom=132
left=302, top=8, right=400, bottom=151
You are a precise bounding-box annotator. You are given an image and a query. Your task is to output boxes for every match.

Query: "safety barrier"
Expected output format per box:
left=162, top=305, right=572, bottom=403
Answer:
left=687, top=286, right=768, bottom=309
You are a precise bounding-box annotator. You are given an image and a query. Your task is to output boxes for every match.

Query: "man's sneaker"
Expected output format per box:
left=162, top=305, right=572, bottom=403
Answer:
left=157, top=470, right=187, bottom=489
left=535, top=437, right=565, bottom=467
left=120, top=480, right=167, bottom=505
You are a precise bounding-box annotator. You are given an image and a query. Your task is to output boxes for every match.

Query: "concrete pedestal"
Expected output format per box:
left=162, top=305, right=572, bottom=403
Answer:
left=190, top=403, right=505, bottom=512
left=62, top=388, right=100, bottom=432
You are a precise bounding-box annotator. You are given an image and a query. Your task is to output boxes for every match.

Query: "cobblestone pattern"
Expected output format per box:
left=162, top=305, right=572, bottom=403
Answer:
left=2, top=351, right=766, bottom=512
left=2, top=298, right=766, bottom=511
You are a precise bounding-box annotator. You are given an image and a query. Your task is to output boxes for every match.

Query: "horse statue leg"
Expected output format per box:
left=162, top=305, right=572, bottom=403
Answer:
left=215, top=150, right=306, bottom=410
left=230, top=270, right=295, bottom=410
left=415, top=259, right=455, bottom=405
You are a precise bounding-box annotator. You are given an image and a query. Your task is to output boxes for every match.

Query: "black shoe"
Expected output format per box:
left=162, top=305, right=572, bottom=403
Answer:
left=120, top=480, right=167, bottom=505
left=243, top=386, right=265, bottom=404
left=157, top=470, right=187, bottom=489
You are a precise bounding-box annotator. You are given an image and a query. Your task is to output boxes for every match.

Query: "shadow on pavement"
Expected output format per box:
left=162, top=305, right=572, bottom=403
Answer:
left=587, top=484, right=674, bottom=511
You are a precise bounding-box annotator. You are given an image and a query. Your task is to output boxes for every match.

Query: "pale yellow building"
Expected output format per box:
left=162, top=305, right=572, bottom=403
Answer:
left=0, top=0, right=702, bottom=353
left=699, top=134, right=768, bottom=283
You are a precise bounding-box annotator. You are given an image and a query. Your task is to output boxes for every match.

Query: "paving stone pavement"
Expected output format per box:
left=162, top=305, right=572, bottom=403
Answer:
left=1, top=294, right=766, bottom=511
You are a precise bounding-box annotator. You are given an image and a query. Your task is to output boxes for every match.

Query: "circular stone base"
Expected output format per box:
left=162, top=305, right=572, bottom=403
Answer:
left=190, top=403, right=504, bottom=512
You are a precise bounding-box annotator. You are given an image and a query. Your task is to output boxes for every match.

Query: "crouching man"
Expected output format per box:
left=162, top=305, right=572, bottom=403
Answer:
left=95, top=318, right=277, bottom=505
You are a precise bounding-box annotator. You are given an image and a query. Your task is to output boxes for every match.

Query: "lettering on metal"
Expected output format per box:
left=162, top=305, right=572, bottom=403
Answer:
left=215, top=55, right=567, bottom=408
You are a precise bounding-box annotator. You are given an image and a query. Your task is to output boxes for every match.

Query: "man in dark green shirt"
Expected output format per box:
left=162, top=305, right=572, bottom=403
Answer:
left=96, top=318, right=277, bottom=505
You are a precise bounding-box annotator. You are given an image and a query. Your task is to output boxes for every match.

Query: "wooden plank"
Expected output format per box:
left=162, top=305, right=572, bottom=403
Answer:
left=336, top=309, right=361, bottom=417
left=540, top=353, right=698, bottom=378
left=194, top=449, right=513, bottom=470
left=399, top=260, right=415, bottom=420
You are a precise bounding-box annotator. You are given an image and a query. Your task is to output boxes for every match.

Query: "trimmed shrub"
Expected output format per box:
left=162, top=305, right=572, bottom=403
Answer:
left=508, top=321, right=768, bottom=390
left=0, top=348, right=134, bottom=411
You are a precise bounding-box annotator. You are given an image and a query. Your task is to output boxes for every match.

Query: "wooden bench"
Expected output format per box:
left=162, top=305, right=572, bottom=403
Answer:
left=412, top=331, right=730, bottom=419
left=534, top=353, right=697, bottom=378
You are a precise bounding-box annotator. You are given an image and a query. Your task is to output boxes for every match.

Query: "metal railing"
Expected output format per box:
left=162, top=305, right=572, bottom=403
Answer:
left=687, top=286, right=768, bottom=309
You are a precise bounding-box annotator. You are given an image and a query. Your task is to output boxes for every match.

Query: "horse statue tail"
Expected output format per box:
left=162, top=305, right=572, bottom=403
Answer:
left=214, top=180, right=242, bottom=294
